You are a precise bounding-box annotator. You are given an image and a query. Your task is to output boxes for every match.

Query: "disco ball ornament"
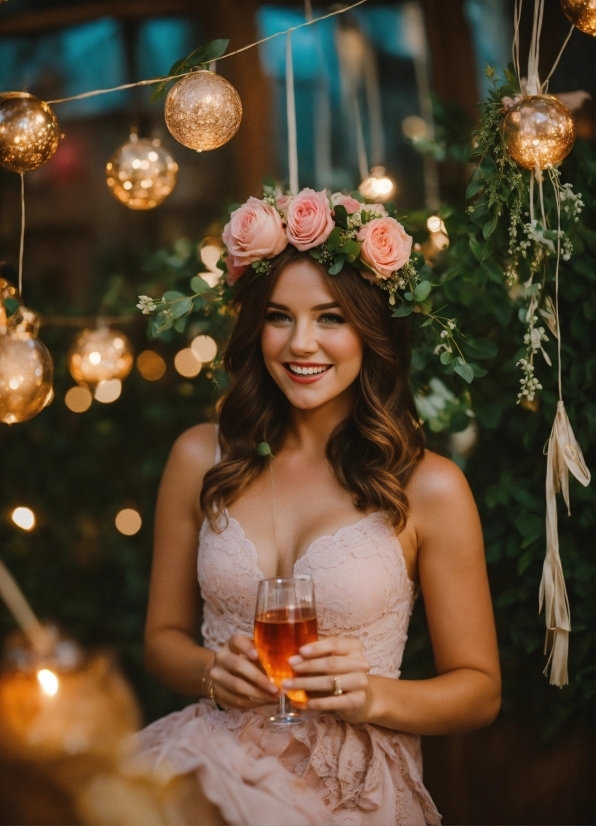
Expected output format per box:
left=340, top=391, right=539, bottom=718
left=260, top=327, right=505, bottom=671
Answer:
left=106, top=134, right=178, bottom=210
left=560, top=0, right=596, bottom=35
left=502, top=95, right=575, bottom=170
left=68, top=326, right=133, bottom=387
left=0, top=307, right=54, bottom=425
left=0, top=92, right=60, bottom=173
left=358, top=166, right=397, bottom=203
left=164, top=70, right=242, bottom=152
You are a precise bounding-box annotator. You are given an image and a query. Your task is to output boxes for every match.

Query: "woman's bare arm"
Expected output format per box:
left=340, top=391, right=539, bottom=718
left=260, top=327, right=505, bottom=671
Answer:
left=144, top=423, right=218, bottom=696
left=287, top=452, right=501, bottom=734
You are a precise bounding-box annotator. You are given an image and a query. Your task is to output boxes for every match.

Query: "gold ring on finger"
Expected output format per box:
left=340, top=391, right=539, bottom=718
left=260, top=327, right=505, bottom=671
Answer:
left=333, top=676, right=343, bottom=696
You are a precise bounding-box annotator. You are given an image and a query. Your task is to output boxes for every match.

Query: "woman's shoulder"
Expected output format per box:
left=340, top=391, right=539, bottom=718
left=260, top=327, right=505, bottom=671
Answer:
left=166, top=422, right=219, bottom=481
left=408, top=449, right=472, bottom=508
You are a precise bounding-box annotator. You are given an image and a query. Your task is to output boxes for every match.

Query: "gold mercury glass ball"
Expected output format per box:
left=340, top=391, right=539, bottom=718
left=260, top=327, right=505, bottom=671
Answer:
left=0, top=307, right=54, bottom=425
left=68, top=326, right=133, bottom=387
left=560, top=0, right=596, bottom=36
left=0, top=92, right=60, bottom=173
left=502, top=94, right=575, bottom=170
left=106, top=135, right=178, bottom=210
left=164, top=70, right=242, bottom=152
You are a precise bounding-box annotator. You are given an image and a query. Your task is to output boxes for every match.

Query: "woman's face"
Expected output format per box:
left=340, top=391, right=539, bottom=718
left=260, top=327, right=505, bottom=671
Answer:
left=261, top=259, right=363, bottom=411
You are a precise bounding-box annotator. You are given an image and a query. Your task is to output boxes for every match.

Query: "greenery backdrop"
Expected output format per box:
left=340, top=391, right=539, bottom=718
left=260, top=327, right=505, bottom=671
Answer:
left=0, top=101, right=593, bottom=740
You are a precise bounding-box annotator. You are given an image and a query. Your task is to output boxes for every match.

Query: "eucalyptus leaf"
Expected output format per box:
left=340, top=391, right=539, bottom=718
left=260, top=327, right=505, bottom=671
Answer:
left=328, top=255, right=346, bottom=275
left=333, top=204, right=348, bottom=229
left=413, top=280, right=432, bottom=301
left=190, top=275, right=211, bottom=294
left=483, top=212, right=499, bottom=239
left=173, top=317, right=187, bottom=332
left=171, top=296, right=193, bottom=319
left=466, top=179, right=485, bottom=199
left=200, top=39, right=230, bottom=63
left=326, top=227, right=343, bottom=252
left=162, top=290, right=184, bottom=302
left=420, top=317, right=434, bottom=327
left=440, top=350, right=454, bottom=364
left=454, top=362, right=474, bottom=383
left=392, top=303, right=413, bottom=317
left=338, top=239, right=360, bottom=258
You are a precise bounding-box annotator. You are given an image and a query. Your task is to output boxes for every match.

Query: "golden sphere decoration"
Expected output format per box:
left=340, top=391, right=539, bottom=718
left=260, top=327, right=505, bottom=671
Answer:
left=106, top=134, right=178, bottom=210
left=164, top=70, right=242, bottom=152
left=0, top=92, right=60, bottom=173
left=67, top=326, right=133, bottom=387
left=0, top=307, right=54, bottom=425
left=502, top=94, right=575, bottom=170
left=560, top=0, right=596, bottom=36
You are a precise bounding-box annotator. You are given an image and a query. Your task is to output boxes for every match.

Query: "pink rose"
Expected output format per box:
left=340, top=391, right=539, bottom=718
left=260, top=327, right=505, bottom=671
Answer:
left=222, top=197, right=287, bottom=268
left=275, top=193, right=292, bottom=213
left=285, top=189, right=334, bottom=251
left=330, top=192, right=361, bottom=215
left=357, top=217, right=412, bottom=279
left=225, top=257, right=248, bottom=286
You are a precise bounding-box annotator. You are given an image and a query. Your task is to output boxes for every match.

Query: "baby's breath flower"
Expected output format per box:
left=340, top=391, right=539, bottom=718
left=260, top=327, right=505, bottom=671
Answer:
left=136, top=295, right=161, bottom=315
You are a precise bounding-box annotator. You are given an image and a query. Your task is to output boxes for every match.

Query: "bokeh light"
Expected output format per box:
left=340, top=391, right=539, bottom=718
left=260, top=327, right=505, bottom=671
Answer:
left=359, top=166, right=397, bottom=203
left=64, top=386, right=93, bottom=413
left=136, top=350, right=166, bottom=381
left=115, top=508, right=142, bottom=536
left=11, top=506, right=35, bottom=531
left=190, top=335, right=217, bottom=364
left=174, top=348, right=202, bottom=378
left=402, top=115, right=427, bottom=140
left=94, top=378, right=122, bottom=403
left=37, top=668, right=59, bottom=696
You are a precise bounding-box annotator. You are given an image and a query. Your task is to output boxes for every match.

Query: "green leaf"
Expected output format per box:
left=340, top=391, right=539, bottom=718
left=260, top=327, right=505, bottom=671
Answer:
left=514, top=514, right=544, bottom=547
left=454, top=362, right=474, bottom=383
left=333, top=204, right=348, bottom=229
left=162, top=290, right=184, bottom=302
left=482, top=212, right=499, bottom=239
left=150, top=82, right=167, bottom=104
left=257, top=441, right=274, bottom=458
left=392, top=303, right=413, bottom=317
left=262, top=175, right=276, bottom=193
left=190, top=275, right=211, bottom=294
left=440, top=350, right=454, bottom=364
left=466, top=179, right=485, bottom=199
left=326, top=227, right=343, bottom=252
left=420, top=317, right=434, bottom=327
left=309, top=248, right=321, bottom=260
left=469, top=235, right=483, bottom=260
left=413, top=280, right=432, bottom=301
left=171, top=296, right=193, bottom=318
left=173, top=317, right=187, bottom=332
left=200, top=39, right=230, bottom=63
left=328, top=255, right=346, bottom=275
left=338, top=239, right=360, bottom=258
left=411, top=251, right=426, bottom=270
left=350, top=190, right=365, bottom=202
left=168, top=56, right=188, bottom=76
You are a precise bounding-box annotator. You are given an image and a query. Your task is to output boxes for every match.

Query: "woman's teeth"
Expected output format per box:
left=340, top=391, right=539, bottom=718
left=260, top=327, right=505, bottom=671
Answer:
left=287, top=364, right=330, bottom=375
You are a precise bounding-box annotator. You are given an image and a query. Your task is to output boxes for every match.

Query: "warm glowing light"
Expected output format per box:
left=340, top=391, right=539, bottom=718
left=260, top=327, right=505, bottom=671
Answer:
left=358, top=166, right=397, bottom=203
left=64, top=386, right=93, bottom=413
left=37, top=668, right=59, bottom=696
left=94, top=378, right=122, bottom=403
left=136, top=350, right=166, bottom=381
left=115, top=508, right=142, bottom=536
left=88, top=351, right=101, bottom=365
left=174, top=348, right=202, bottom=378
left=426, top=215, right=442, bottom=233
left=200, top=243, right=224, bottom=273
left=402, top=115, right=427, bottom=140
left=11, top=506, right=35, bottom=530
left=190, top=335, right=217, bottom=364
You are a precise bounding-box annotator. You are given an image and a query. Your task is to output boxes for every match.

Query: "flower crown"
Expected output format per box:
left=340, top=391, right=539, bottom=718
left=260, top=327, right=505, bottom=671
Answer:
left=221, top=182, right=428, bottom=313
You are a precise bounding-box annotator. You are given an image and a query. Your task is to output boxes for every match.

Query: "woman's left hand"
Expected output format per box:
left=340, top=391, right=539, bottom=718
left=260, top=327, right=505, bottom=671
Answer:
left=283, top=636, right=372, bottom=723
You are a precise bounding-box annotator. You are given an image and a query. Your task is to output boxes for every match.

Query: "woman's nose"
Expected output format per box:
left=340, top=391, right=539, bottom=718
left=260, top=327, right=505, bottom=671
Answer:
left=289, top=321, right=318, bottom=355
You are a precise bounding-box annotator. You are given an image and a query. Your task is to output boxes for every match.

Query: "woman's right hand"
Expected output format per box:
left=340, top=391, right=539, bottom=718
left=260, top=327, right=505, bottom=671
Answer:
left=209, top=634, right=279, bottom=709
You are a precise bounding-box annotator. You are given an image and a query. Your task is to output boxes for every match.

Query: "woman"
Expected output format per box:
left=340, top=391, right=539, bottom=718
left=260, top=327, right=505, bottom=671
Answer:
left=136, top=193, right=501, bottom=826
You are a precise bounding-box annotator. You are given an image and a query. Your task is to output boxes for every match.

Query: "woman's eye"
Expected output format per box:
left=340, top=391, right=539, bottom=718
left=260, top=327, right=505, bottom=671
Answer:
left=318, top=313, right=346, bottom=325
left=265, top=310, right=291, bottom=323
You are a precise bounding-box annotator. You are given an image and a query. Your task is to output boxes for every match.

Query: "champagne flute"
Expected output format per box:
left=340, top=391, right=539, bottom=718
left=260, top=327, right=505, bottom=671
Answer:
left=254, top=574, right=318, bottom=725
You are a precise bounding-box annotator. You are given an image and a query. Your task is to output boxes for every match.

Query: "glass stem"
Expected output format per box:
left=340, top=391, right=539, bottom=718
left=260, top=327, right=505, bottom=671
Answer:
left=279, top=692, right=289, bottom=716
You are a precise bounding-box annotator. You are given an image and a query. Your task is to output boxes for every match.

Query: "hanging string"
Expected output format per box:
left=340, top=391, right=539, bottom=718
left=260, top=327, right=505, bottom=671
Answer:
left=304, top=0, right=313, bottom=23
left=353, top=99, right=369, bottom=182
left=47, top=0, right=368, bottom=106
left=549, top=167, right=564, bottom=401
left=285, top=32, right=299, bottom=194
left=512, top=0, right=523, bottom=83
left=526, top=0, right=545, bottom=95
left=543, top=24, right=575, bottom=91
left=18, top=172, right=25, bottom=299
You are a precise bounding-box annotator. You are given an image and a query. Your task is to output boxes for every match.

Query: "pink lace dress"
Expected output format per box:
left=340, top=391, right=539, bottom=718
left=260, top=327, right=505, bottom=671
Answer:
left=134, top=451, right=441, bottom=825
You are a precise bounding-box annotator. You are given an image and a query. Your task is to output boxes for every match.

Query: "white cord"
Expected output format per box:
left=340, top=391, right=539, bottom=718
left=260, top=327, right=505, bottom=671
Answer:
left=286, top=32, right=299, bottom=195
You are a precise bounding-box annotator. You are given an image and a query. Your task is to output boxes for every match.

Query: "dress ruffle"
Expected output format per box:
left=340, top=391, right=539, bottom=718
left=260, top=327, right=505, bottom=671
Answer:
left=133, top=701, right=441, bottom=826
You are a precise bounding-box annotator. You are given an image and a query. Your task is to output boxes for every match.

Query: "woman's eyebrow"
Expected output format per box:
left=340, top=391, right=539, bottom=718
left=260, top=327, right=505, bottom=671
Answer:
left=266, top=301, right=341, bottom=311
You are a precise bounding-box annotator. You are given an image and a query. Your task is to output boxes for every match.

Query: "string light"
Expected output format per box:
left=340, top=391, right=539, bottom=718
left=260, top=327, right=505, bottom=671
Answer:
left=174, top=348, right=202, bottom=378
left=37, top=668, right=59, bottom=696
left=190, top=335, right=217, bottom=363
left=199, top=240, right=225, bottom=287
left=136, top=350, right=166, bottom=381
left=94, top=378, right=122, bottom=403
left=115, top=509, right=142, bottom=536
left=64, top=386, right=93, bottom=413
left=358, top=166, right=397, bottom=203
left=11, top=507, right=35, bottom=531
left=106, top=135, right=177, bottom=210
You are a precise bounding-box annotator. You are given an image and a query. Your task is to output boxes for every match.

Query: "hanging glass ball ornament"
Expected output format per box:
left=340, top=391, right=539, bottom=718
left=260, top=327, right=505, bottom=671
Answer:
left=0, top=307, right=54, bottom=425
left=0, top=92, right=60, bottom=173
left=560, top=0, right=596, bottom=36
left=164, top=70, right=242, bottom=152
left=358, top=166, right=397, bottom=203
left=502, top=95, right=575, bottom=170
left=106, top=134, right=178, bottom=210
left=68, top=326, right=133, bottom=388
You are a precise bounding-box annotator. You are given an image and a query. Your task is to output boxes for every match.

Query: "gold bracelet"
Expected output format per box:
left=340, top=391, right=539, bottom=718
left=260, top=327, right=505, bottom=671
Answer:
left=209, top=679, right=227, bottom=711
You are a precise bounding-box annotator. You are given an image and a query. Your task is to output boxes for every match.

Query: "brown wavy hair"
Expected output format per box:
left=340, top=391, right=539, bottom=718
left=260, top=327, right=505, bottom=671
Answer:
left=200, top=245, right=425, bottom=531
